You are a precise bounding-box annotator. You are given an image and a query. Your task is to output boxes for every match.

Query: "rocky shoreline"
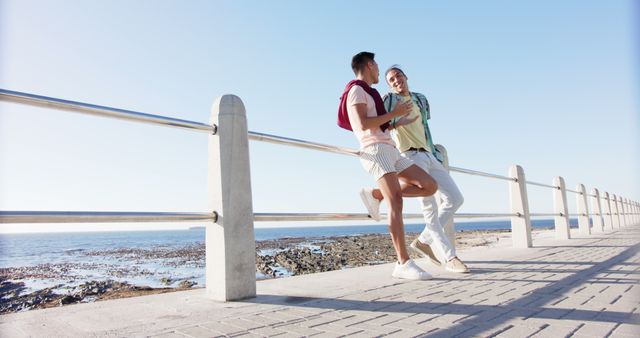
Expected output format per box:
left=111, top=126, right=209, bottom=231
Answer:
left=1, top=229, right=517, bottom=314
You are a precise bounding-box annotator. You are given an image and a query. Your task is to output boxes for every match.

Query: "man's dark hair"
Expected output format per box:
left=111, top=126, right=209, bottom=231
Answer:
left=385, top=64, right=407, bottom=80
left=351, top=51, right=375, bottom=75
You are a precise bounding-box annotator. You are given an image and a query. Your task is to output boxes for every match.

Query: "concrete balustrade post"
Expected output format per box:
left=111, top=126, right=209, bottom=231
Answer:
left=434, top=144, right=456, bottom=248
left=207, top=95, right=256, bottom=301
left=619, top=196, right=626, bottom=227
left=553, top=176, right=571, bottom=240
left=621, top=198, right=627, bottom=226
left=509, top=165, right=532, bottom=248
left=626, top=199, right=632, bottom=225
left=576, top=184, right=590, bottom=235
left=603, top=192, right=613, bottom=230
left=611, top=194, right=620, bottom=228
left=590, top=188, right=604, bottom=233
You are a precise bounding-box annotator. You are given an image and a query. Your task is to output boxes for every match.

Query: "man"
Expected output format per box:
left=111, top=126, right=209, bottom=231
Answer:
left=337, top=52, right=438, bottom=280
left=382, top=65, right=469, bottom=273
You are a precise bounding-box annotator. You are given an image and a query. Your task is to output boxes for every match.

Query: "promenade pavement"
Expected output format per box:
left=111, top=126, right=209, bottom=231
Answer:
left=1, top=225, right=639, bottom=337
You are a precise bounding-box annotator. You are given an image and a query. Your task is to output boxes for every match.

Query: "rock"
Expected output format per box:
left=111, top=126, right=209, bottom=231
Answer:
left=60, top=295, right=80, bottom=305
left=177, top=280, right=196, bottom=289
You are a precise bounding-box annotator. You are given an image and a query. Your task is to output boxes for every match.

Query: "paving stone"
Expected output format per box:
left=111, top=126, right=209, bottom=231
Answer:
left=246, top=326, right=288, bottom=337
left=200, top=322, right=247, bottom=336
left=572, top=321, right=619, bottom=337
left=493, top=323, right=547, bottom=338
left=272, top=323, right=324, bottom=336
left=175, top=325, right=219, bottom=337
left=308, top=323, right=365, bottom=335
left=349, top=322, right=405, bottom=336
left=149, top=332, right=190, bottom=338
left=612, top=323, right=640, bottom=336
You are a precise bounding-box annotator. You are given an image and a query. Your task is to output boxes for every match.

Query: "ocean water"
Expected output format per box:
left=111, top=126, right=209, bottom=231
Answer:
left=0, top=219, right=574, bottom=291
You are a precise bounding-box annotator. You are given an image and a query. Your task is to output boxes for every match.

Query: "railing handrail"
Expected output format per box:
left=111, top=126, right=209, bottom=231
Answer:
left=1, top=211, right=521, bottom=224
left=0, top=89, right=215, bottom=134
left=449, top=166, right=515, bottom=182
left=248, top=131, right=360, bottom=157
left=0, top=211, right=217, bottom=223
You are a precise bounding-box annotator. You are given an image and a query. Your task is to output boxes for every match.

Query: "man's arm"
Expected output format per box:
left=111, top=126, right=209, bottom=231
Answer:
left=350, top=101, right=413, bottom=131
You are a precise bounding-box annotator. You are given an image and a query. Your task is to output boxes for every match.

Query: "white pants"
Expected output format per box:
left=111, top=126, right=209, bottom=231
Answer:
left=401, top=150, right=464, bottom=261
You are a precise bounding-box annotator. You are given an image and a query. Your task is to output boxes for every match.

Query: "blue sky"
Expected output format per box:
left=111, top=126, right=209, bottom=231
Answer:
left=1, top=0, right=638, bottom=233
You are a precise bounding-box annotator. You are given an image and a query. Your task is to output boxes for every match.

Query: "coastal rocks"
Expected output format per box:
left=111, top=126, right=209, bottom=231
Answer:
left=159, top=277, right=173, bottom=286
left=0, top=279, right=170, bottom=314
left=0, top=278, right=26, bottom=299
left=0, top=283, right=59, bottom=314
left=178, top=280, right=197, bottom=289
left=0, top=263, right=85, bottom=280
left=254, top=235, right=405, bottom=278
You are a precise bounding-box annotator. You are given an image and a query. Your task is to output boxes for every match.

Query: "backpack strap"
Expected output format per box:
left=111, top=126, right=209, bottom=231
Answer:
left=383, top=93, right=397, bottom=126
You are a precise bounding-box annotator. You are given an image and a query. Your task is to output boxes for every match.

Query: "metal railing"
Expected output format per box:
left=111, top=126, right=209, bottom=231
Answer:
left=1, top=89, right=638, bottom=301
left=1, top=88, right=637, bottom=228
left=0, top=89, right=215, bottom=134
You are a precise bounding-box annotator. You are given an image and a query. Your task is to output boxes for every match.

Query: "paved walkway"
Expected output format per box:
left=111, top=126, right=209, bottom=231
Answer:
left=2, top=225, right=639, bottom=338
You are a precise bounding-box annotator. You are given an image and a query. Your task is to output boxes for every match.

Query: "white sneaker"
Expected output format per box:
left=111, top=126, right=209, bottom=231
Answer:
left=359, top=188, right=381, bottom=221
left=392, top=259, right=432, bottom=280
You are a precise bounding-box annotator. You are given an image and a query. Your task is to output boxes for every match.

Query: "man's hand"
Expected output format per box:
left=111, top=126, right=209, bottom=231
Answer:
left=390, top=100, right=413, bottom=118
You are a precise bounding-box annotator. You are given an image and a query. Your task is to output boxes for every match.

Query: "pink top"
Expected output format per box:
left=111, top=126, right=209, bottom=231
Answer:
left=346, top=85, right=395, bottom=149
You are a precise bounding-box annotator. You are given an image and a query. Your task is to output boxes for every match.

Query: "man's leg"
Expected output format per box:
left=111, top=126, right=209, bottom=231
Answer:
left=428, top=155, right=464, bottom=227
left=403, top=152, right=456, bottom=262
left=418, top=194, right=456, bottom=261
left=422, top=154, right=469, bottom=272
left=376, top=172, right=410, bottom=264
left=376, top=166, right=437, bottom=262
left=396, top=164, right=438, bottom=198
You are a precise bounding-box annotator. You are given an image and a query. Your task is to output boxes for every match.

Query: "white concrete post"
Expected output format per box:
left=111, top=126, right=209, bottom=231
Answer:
left=576, top=184, right=590, bottom=235
left=207, top=95, right=256, bottom=301
left=434, top=144, right=456, bottom=247
left=509, top=165, right=532, bottom=248
left=626, top=198, right=632, bottom=226
left=590, top=188, right=604, bottom=233
left=553, top=176, right=571, bottom=240
left=603, top=192, right=613, bottom=230
left=621, top=198, right=627, bottom=226
left=619, top=196, right=626, bottom=227
left=611, top=194, right=620, bottom=228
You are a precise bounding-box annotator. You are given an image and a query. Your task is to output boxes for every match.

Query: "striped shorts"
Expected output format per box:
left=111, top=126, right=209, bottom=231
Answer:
left=359, top=143, right=414, bottom=180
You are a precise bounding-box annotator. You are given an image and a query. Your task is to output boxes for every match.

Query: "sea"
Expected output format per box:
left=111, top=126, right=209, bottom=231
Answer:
left=0, top=219, right=575, bottom=292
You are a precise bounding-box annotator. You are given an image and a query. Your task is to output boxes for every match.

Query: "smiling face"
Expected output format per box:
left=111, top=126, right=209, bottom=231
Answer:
left=386, top=69, right=409, bottom=95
